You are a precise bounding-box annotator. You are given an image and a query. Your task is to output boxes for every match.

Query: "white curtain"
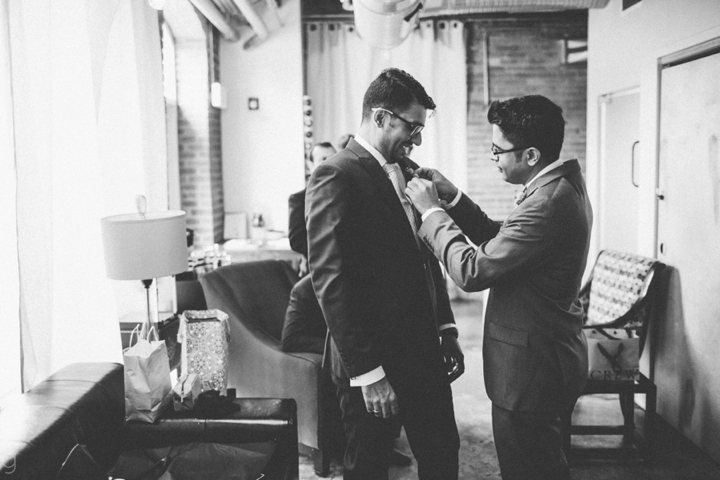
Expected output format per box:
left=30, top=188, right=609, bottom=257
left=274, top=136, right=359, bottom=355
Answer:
left=0, top=0, right=21, bottom=401
left=306, top=20, right=468, bottom=190
left=6, top=0, right=167, bottom=390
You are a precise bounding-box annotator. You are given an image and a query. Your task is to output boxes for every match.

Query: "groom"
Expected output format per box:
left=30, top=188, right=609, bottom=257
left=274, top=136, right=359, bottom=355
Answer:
left=406, top=95, right=592, bottom=480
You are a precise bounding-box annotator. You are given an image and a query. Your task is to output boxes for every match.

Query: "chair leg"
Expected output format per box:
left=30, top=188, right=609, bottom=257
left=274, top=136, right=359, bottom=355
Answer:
left=643, top=380, right=657, bottom=461
left=312, top=447, right=332, bottom=477
left=619, top=392, right=635, bottom=448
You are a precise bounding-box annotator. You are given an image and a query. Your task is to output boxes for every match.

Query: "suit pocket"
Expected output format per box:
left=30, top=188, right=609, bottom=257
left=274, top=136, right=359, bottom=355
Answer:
left=486, top=322, right=529, bottom=348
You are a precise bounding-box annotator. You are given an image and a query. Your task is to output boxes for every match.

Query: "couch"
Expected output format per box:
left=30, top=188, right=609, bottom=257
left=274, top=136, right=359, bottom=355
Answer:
left=200, top=260, right=335, bottom=476
left=0, top=362, right=298, bottom=479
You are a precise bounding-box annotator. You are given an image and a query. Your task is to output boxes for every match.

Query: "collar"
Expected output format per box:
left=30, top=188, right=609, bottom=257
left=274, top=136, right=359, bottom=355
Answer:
left=354, top=134, right=389, bottom=168
left=523, top=158, right=565, bottom=191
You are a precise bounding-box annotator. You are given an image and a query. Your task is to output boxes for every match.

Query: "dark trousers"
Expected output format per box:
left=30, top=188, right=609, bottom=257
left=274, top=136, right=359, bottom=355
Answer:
left=336, top=376, right=459, bottom=480
left=492, top=403, right=570, bottom=480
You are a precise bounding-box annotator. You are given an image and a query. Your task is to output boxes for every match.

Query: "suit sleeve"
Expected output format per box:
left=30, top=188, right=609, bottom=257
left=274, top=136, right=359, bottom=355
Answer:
left=281, top=277, right=326, bottom=355
left=428, top=254, right=456, bottom=334
left=306, top=163, right=381, bottom=378
left=419, top=192, right=559, bottom=292
left=287, top=191, right=308, bottom=257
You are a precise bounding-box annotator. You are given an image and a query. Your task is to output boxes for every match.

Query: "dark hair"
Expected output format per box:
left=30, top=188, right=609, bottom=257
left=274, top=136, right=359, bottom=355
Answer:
left=362, top=68, right=436, bottom=121
left=487, top=95, right=565, bottom=162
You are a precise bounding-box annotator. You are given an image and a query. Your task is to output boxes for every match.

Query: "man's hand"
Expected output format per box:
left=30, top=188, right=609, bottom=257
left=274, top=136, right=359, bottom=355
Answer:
left=361, top=377, right=399, bottom=419
left=412, top=167, right=459, bottom=204
left=440, top=334, right=465, bottom=383
left=405, top=178, right=441, bottom=216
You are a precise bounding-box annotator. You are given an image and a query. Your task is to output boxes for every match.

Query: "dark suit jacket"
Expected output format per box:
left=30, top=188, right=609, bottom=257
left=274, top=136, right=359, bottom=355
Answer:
left=288, top=189, right=308, bottom=258
left=418, top=159, right=593, bottom=413
left=306, top=139, right=455, bottom=386
left=281, top=275, right=326, bottom=355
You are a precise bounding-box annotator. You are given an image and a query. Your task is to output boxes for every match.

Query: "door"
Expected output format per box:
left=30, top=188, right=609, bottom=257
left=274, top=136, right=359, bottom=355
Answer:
left=599, top=89, right=640, bottom=252
left=655, top=42, right=720, bottom=463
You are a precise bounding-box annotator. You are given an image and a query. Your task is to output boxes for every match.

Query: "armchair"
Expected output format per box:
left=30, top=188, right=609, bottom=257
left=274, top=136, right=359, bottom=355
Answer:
left=200, top=260, right=334, bottom=476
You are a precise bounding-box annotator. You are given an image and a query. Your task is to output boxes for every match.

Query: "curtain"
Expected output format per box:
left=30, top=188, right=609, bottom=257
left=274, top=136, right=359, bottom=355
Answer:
left=0, top=1, right=21, bottom=401
left=305, top=20, right=468, bottom=190
left=6, top=0, right=167, bottom=390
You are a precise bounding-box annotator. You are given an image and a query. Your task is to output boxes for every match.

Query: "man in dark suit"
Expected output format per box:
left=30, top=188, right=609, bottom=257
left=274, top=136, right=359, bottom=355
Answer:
left=306, top=68, right=463, bottom=480
left=288, top=142, right=336, bottom=260
left=405, top=95, right=593, bottom=480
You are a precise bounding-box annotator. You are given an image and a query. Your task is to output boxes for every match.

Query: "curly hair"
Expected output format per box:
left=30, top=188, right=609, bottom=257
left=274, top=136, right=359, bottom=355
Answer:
left=487, top=95, right=565, bottom=162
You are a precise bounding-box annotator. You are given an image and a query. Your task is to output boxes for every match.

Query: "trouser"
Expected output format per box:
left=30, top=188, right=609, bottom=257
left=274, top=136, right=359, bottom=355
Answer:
left=492, top=403, right=570, bottom=480
left=336, top=376, right=459, bottom=480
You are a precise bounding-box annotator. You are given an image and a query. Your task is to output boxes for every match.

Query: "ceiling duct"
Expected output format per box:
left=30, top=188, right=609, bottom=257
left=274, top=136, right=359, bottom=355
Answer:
left=353, top=0, right=424, bottom=50
left=345, top=0, right=608, bottom=49
left=419, top=0, right=611, bottom=16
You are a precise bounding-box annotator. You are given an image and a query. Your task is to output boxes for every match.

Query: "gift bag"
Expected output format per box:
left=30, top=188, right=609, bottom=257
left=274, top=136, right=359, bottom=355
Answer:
left=124, top=326, right=173, bottom=423
left=179, top=310, right=230, bottom=394
left=586, top=328, right=640, bottom=381
left=173, top=373, right=202, bottom=412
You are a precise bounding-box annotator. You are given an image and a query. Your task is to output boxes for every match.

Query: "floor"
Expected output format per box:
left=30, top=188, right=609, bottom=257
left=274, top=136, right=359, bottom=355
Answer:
left=298, top=296, right=720, bottom=480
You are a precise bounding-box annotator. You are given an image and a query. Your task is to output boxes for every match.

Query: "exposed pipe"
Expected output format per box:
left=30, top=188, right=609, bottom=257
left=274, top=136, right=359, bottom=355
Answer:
left=188, top=0, right=240, bottom=41
left=232, top=0, right=269, bottom=41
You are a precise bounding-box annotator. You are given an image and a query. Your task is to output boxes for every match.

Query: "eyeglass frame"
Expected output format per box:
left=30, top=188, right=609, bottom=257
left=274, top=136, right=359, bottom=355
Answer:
left=371, top=107, right=425, bottom=138
left=490, top=143, right=532, bottom=161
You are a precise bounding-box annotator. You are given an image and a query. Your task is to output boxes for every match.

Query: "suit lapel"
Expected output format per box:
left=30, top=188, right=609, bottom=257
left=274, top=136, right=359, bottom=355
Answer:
left=348, top=140, right=420, bottom=250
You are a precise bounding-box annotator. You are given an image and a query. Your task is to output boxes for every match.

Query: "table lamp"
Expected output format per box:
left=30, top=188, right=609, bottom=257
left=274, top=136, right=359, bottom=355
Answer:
left=101, top=199, right=187, bottom=340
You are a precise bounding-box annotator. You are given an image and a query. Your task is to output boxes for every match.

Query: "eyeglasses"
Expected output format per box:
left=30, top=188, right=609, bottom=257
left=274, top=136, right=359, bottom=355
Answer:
left=371, top=107, right=424, bottom=138
left=490, top=143, right=531, bottom=161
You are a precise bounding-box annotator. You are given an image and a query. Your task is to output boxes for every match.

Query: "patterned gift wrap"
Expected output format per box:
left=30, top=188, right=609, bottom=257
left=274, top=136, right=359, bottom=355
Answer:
left=179, top=309, right=230, bottom=394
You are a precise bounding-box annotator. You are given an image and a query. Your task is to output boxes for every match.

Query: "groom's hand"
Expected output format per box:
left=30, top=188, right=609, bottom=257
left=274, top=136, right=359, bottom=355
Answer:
left=405, top=178, right=441, bottom=215
left=362, top=377, right=399, bottom=419
left=412, top=167, right=459, bottom=204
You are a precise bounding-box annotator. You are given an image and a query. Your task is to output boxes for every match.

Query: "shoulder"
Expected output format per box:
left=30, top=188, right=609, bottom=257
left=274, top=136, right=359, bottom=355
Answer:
left=289, top=189, right=305, bottom=203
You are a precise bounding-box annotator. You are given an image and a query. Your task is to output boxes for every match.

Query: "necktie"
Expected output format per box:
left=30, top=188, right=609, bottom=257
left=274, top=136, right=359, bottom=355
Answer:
left=383, top=163, right=419, bottom=233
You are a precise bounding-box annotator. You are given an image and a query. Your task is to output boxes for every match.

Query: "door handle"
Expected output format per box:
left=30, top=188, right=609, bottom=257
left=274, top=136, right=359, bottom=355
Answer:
left=631, top=141, right=640, bottom=188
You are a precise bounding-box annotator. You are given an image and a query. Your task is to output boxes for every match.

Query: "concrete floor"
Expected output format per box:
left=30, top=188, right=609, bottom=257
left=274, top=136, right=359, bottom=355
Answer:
left=299, top=296, right=720, bottom=479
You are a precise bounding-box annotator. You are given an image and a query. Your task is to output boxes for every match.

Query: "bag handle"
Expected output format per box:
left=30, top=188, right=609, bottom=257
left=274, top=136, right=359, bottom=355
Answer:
left=146, top=325, right=159, bottom=342
left=128, top=324, right=141, bottom=348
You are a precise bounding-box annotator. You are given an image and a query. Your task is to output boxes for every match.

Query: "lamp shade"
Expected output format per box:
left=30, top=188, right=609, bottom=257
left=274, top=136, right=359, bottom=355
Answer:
left=101, top=211, right=187, bottom=280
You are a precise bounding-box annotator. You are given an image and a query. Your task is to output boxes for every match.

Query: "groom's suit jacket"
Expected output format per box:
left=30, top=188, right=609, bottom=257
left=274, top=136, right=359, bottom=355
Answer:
left=418, top=159, right=593, bottom=412
left=305, top=139, right=455, bottom=387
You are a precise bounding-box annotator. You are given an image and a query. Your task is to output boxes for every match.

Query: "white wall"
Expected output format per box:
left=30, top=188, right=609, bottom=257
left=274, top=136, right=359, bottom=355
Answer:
left=587, top=0, right=720, bottom=258
left=587, top=0, right=720, bottom=460
left=220, top=0, right=305, bottom=234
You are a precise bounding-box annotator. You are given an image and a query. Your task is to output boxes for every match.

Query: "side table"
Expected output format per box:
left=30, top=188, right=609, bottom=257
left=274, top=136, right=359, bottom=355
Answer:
left=122, top=397, right=299, bottom=480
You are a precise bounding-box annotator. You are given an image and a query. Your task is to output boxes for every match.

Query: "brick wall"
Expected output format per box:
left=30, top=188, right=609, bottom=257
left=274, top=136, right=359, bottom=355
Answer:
left=466, top=11, right=588, bottom=220
left=175, top=22, right=224, bottom=248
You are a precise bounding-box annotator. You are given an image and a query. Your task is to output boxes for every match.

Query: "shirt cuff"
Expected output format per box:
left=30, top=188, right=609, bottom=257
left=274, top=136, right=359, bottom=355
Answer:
left=439, top=324, right=458, bottom=336
left=445, top=189, right=462, bottom=209
left=350, top=366, right=386, bottom=387
left=421, top=207, right=445, bottom=222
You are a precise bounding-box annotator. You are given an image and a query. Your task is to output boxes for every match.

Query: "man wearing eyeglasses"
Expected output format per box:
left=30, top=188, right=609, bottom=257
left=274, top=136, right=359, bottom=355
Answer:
left=306, top=68, right=462, bottom=480
left=405, top=95, right=593, bottom=480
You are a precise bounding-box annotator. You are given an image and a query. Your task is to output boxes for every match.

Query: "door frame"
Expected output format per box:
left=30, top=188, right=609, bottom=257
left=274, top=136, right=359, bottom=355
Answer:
left=596, top=85, right=640, bottom=254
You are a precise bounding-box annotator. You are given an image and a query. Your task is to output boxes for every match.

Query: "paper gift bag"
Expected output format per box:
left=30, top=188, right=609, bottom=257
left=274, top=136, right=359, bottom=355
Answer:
left=124, top=326, right=172, bottom=422
left=586, top=328, right=640, bottom=381
left=173, top=373, right=202, bottom=412
left=179, top=310, right=230, bottom=394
